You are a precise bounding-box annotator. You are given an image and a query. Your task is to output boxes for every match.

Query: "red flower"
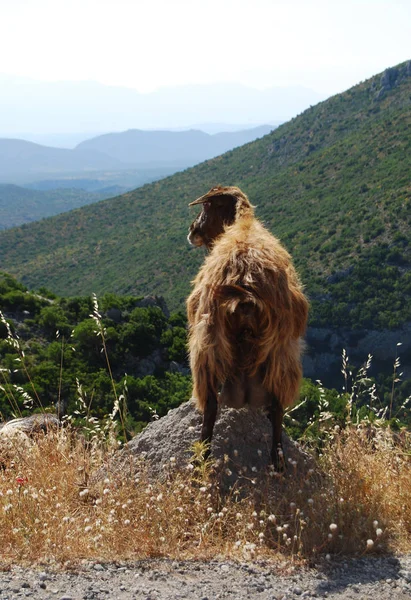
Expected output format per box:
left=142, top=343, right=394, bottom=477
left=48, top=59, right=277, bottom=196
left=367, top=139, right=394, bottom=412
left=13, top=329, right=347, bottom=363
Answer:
left=16, top=476, right=28, bottom=486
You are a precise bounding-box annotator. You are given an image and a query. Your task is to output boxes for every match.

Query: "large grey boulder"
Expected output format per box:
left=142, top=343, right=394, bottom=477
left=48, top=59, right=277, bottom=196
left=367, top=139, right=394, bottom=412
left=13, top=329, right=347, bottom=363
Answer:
left=103, top=401, right=313, bottom=488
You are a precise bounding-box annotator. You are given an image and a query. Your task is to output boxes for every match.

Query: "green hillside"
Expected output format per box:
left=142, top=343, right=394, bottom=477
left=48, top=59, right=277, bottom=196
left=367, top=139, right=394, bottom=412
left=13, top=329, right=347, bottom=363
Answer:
left=0, top=61, right=410, bottom=330
left=0, top=184, right=107, bottom=229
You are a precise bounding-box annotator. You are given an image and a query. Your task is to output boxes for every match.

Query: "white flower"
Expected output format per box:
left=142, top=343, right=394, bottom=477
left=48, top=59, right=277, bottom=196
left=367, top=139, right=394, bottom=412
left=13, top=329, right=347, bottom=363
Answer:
left=366, top=539, right=374, bottom=549
left=376, top=528, right=383, bottom=537
left=329, top=523, right=338, bottom=532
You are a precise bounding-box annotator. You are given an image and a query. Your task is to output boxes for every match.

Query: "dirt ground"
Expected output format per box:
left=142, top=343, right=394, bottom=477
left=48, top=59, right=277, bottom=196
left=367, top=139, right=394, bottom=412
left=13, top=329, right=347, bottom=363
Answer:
left=1, top=555, right=411, bottom=600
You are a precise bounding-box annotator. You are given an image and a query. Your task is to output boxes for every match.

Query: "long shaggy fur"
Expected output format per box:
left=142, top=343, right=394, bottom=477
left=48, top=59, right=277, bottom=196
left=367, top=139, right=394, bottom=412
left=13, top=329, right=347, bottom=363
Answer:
left=187, top=187, right=309, bottom=414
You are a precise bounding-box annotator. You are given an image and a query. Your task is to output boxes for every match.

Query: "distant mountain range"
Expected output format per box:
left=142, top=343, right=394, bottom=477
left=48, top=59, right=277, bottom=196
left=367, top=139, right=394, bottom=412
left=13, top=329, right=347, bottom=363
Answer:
left=75, top=125, right=273, bottom=167
left=0, top=125, right=273, bottom=184
left=0, top=125, right=273, bottom=227
left=0, top=75, right=324, bottom=134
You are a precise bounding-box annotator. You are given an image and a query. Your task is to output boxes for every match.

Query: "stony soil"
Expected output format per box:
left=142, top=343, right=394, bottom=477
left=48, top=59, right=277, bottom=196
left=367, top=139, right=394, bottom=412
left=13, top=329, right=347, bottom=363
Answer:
left=1, top=555, right=411, bottom=600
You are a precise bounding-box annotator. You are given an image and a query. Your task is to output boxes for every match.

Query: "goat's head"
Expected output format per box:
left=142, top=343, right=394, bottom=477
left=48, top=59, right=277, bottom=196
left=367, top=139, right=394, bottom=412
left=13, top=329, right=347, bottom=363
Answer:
left=187, top=186, right=253, bottom=249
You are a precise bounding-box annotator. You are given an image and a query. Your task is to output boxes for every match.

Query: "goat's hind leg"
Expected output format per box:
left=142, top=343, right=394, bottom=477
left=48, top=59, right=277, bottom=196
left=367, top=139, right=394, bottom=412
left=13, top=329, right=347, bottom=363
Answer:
left=200, top=376, right=218, bottom=461
left=267, top=395, right=285, bottom=471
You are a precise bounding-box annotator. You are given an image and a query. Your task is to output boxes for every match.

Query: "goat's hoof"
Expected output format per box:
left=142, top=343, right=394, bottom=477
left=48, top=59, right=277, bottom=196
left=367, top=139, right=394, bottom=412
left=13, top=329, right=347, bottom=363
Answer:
left=271, top=449, right=286, bottom=473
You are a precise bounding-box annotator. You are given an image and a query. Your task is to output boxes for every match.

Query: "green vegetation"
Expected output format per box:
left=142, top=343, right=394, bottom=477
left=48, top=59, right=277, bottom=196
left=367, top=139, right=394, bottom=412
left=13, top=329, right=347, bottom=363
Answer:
left=1, top=273, right=409, bottom=437
left=0, top=184, right=109, bottom=229
left=0, top=272, right=191, bottom=434
left=0, top=63, right=410, bottom=330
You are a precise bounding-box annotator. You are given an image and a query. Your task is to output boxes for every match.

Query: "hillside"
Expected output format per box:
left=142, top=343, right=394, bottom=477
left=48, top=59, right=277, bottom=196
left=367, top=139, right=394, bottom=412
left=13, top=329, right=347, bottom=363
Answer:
left=0, top=184, right=120, bottom=229
left=0, top=62, right=410, bottom=336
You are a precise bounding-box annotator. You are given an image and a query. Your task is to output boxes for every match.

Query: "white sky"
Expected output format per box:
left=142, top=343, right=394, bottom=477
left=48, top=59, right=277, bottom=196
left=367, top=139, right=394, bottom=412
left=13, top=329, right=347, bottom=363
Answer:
left=1, top=0, right=410, bottom=95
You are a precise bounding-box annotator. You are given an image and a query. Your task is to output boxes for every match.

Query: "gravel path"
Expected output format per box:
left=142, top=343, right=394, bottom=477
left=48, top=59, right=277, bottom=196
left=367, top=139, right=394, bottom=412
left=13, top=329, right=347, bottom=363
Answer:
left=1, top=555, right=411, bottom=600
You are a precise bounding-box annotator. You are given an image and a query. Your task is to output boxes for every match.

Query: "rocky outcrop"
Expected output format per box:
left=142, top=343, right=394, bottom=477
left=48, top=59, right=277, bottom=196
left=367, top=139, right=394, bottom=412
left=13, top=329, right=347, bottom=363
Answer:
left=374, top=61, right=411, bottom=100
left=304, top=321, right=411, bottom=384
left=102, top=401, right=313, bottom=488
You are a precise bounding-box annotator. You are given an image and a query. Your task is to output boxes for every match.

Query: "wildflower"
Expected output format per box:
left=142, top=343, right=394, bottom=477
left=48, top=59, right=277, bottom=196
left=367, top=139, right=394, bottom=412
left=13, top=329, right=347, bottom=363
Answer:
left=85, top=526, right=92, bottom=533
left=258, top=532, right=265, bottom=540
left=267, top=514, right=276, bottom=523
left=16, top=476, right=28, bottom=486
left=6, top=489, right=13, bottom=496
left=233, top=449, right=238, bottom=457
left=329, top=523, right=338, bottom=533
left=373, top=520, right=379, bottom=529
left=366, top=539, right=374, bottom=550
left=225, top=469, right=232, bottom=476
left=124, top=519, right=130, bottom=526
left=376, top=528, right=383, bottom=537
left=156, top=493, right=163, bottom=502
left=79, top=489, right=89, bottom=498
left=3, top=504, right=12, bottom=512
left=103, top=488, right=110, bottom=495
left=257, top=449, right=262, bottom=457
left=62, top=516, right=70, bottom=523
left=199, top=487, right=207, bottom=493
left=236, top=513, right=242, bottom=520
left=307, top=498, right=314, bottom=506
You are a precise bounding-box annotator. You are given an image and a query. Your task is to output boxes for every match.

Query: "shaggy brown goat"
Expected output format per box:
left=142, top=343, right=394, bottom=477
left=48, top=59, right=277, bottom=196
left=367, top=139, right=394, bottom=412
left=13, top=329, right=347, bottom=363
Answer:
left=186, top=186, right=308, bottom=469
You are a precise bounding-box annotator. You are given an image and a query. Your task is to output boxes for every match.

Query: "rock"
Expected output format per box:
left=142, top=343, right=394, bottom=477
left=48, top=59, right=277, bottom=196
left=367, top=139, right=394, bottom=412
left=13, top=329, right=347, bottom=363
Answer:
left=0, top=414, right=61, bottom=463
left=101, top=400, right=314, bottom=488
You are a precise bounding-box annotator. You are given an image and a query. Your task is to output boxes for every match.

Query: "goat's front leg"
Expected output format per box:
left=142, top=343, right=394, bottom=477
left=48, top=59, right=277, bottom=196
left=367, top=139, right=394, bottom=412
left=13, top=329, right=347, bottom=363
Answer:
left=267, top=395, right=284, bottom=471
left=200, top=386, right=218, bottom=460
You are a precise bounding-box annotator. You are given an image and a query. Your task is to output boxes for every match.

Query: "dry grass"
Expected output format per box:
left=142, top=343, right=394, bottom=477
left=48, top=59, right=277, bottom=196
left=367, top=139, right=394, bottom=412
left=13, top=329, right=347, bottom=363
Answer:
left=1, top=422, right=411, bottom=568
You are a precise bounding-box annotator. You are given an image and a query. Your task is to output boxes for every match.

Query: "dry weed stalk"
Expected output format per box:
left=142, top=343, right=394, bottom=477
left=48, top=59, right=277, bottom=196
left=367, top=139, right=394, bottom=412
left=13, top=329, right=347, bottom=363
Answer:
left=1, top=421, right=411, bottom=567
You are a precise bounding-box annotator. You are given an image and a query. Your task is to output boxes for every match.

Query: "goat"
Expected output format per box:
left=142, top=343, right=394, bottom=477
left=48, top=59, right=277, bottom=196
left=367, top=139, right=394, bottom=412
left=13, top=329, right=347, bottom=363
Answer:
left=186, top=186, right=308, bottom=469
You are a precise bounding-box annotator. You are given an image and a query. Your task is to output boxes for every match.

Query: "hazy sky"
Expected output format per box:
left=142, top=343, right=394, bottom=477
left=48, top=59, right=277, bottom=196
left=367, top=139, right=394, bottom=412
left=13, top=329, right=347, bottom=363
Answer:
left=1, top=0, right=410, bottom=95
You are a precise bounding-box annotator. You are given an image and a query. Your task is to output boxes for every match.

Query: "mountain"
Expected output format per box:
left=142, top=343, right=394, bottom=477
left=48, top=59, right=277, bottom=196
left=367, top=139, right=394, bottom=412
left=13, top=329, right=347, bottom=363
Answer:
left=0, top=139, right=125, bottom=182
left=0, top=75, right=324, bottom=134
left=0, top=61, right=410, bottom=374
left=76, top=125, right=273, bottom=167
left=0, top=126, right=273, bottom=185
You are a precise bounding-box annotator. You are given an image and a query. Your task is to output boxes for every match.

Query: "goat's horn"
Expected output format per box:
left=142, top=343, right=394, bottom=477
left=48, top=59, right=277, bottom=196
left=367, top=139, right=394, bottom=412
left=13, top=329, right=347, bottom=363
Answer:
left=188, top=195, right=209, bottom=206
